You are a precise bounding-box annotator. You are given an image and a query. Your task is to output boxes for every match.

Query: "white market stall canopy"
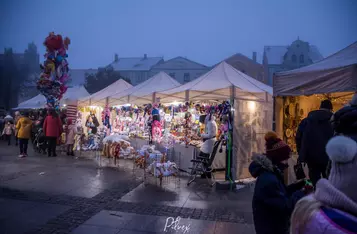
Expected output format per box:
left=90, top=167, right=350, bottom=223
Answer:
left=14, top=86, right=90, bottom=110
left=79, top=79, right=132, bottom=106
left=108, top=72, right=181, bottom=106
left=157, top=62, right=272, bottom=103
left=274, top=41, right=357, bottom=96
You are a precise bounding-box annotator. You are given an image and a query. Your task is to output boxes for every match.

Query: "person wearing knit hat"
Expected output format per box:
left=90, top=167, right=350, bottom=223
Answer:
left=326, top=93, right=357, bottom=177
left=290, top=135, right=357, bottom=234
left=249, top=131, right=307, bottom=234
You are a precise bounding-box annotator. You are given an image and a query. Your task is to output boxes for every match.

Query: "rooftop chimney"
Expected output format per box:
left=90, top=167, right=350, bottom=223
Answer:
left=144, top=54, right=147, bottom=59
left=114, top=53, right=119, bottom=62
left=252, top=52, right=257, bottom=62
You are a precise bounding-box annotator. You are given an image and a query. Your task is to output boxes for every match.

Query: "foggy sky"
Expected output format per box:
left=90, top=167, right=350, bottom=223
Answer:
left=1, top=0, right=356, bottom=69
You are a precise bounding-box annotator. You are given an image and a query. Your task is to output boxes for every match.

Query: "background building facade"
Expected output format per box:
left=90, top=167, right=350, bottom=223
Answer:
left=150, top=56, right=209, bottom=84
left=263, top=39, right=323, bottom=85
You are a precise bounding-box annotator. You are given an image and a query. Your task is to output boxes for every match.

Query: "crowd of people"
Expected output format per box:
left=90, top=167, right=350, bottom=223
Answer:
left=0, top=109, right=76, bottom=158
left=250, top=94, right=357, bottom=234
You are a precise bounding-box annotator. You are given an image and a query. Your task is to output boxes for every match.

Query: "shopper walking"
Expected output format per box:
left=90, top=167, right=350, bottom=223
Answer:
left=65, top=118, right=76, bottom=156
left=296, top=100, right=334, bottom=186
left=43, top=109, right=63, bottom=157
left=290, top=136, right=357, bottom=234
left=16, top=112, right=33, bottom=157
left=2, top=121, right=14, bottom=145
left=249, top=132, right=307, bottom=234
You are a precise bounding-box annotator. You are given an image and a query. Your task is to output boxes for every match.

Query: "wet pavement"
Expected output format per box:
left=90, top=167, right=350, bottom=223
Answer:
left=0, top=140, right=254, bottom=234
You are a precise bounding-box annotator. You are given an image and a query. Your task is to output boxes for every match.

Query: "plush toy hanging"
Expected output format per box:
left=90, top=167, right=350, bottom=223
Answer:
left=102, top=104, right=111, bottom=132
left=37, top=32, right=70, bottom=110
left=184, top=112, right=192, bottom=148
left=152, top=120, right=162, bottom=143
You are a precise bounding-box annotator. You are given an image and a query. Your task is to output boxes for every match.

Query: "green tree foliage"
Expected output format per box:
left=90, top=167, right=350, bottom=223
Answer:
left=84, top=65, right=131, bottom=94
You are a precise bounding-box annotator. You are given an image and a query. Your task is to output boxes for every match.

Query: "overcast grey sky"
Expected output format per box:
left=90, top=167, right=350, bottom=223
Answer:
left=1, top=0, right=356, bottom=68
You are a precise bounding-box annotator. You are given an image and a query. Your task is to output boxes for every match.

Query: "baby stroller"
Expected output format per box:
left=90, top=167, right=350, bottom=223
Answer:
left=33, top=128, right=47, bottom=154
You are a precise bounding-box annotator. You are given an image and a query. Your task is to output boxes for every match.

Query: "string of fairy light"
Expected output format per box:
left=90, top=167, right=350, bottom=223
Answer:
left=313, top=93, right=352, bottom=104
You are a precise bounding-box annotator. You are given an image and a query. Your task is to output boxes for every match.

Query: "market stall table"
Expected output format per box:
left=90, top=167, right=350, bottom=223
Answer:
left=129, top=138, right=225, bottom=174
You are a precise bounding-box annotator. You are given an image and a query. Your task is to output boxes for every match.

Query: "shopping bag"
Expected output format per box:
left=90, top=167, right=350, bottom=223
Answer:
left=294, top=162, right=306, bottom=180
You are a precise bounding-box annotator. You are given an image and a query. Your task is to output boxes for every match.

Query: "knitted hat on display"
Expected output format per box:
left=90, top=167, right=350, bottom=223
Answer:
left=326, top=136, right=357, bottom=202
left=264, top=131, right=291, bottom=164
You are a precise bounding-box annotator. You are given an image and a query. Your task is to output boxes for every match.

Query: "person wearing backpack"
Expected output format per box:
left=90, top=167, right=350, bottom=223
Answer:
left=290, top=136, right=357, bottom=234
left=297, top=100, right=334, bottom=186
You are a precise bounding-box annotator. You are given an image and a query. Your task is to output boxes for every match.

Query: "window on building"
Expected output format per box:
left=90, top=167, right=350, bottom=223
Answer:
left=299, top=54, right=304, bottom=63
left=169, top=73, right=175, bottom=78
left=292, top=54, right=297, bottom=62
left=184, top=73, right=190, bottom=82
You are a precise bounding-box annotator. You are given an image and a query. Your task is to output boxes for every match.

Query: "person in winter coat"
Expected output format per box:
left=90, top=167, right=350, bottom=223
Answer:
left=290, top=136, right=357, bottom=234
left=85, top=112, right=99, bottom=134
left=16, top=112, right=33, bottom=157
left=2, top=121, right=14, bottom=145
left=198, top=114, right=217, bottom=178
left=296, top=100, right=334, bottom=186
left=249, top=131, right=307, bottom=234
left=43, top=109, right=63, bottom=157
left=326, top=93, right=357, bottom=176
left=200, top=114, right=218, bottom=155
left=65, top=118, right=76, bottom=156
left=14, top=111, right=21, bottom=146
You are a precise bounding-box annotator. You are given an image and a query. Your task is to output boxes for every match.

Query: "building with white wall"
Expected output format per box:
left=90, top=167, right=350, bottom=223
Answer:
left=109, top=54, right=164, bottom=85
left=150, top=56, right=209, bottom=84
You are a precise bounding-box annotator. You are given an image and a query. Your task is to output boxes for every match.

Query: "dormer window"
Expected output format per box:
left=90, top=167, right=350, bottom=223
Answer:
left=292, top=54, right=297, bottom=62
left=299, top=55, right=304, bottom=63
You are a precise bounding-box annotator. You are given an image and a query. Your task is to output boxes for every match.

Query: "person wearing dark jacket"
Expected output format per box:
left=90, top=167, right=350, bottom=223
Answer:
left=296, top=100, right=334, bottom=186
left=249, top=131, right=306, bottom=234
left=85, top=112, right=99, bottom=134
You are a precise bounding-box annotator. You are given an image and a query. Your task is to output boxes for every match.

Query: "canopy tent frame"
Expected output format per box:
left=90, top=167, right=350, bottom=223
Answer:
left=78, top=79, right=132, bottom=107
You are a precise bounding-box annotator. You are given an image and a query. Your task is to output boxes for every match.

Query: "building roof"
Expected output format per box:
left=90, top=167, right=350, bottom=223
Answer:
left=264, top=45, right=323, bottom=65
left=215, top=53, right=263, bottom=68
left=110, top=56, right=163, bottom=71
left=69, top=69, right=97, bottom=86
left=151, top=56, right=208, bottom=70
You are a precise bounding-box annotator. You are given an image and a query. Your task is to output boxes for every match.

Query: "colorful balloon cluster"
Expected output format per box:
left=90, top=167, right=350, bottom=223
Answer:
left=37, top=32, right=71, bottom=110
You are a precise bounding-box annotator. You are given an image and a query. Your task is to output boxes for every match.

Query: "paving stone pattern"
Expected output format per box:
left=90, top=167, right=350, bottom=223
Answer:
left=1, top=185, right=250, bottom=233
left=0, top=143, right=253, bottom=234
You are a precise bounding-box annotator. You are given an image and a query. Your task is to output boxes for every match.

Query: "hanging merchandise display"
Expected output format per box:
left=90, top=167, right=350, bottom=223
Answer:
left=98, top=101, right=232, bottom=148
left=37, top=32, right=71, bottom=110
left=102, top=104, right=111, bottom=137
left=73, top=111, right=85, bottom=151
